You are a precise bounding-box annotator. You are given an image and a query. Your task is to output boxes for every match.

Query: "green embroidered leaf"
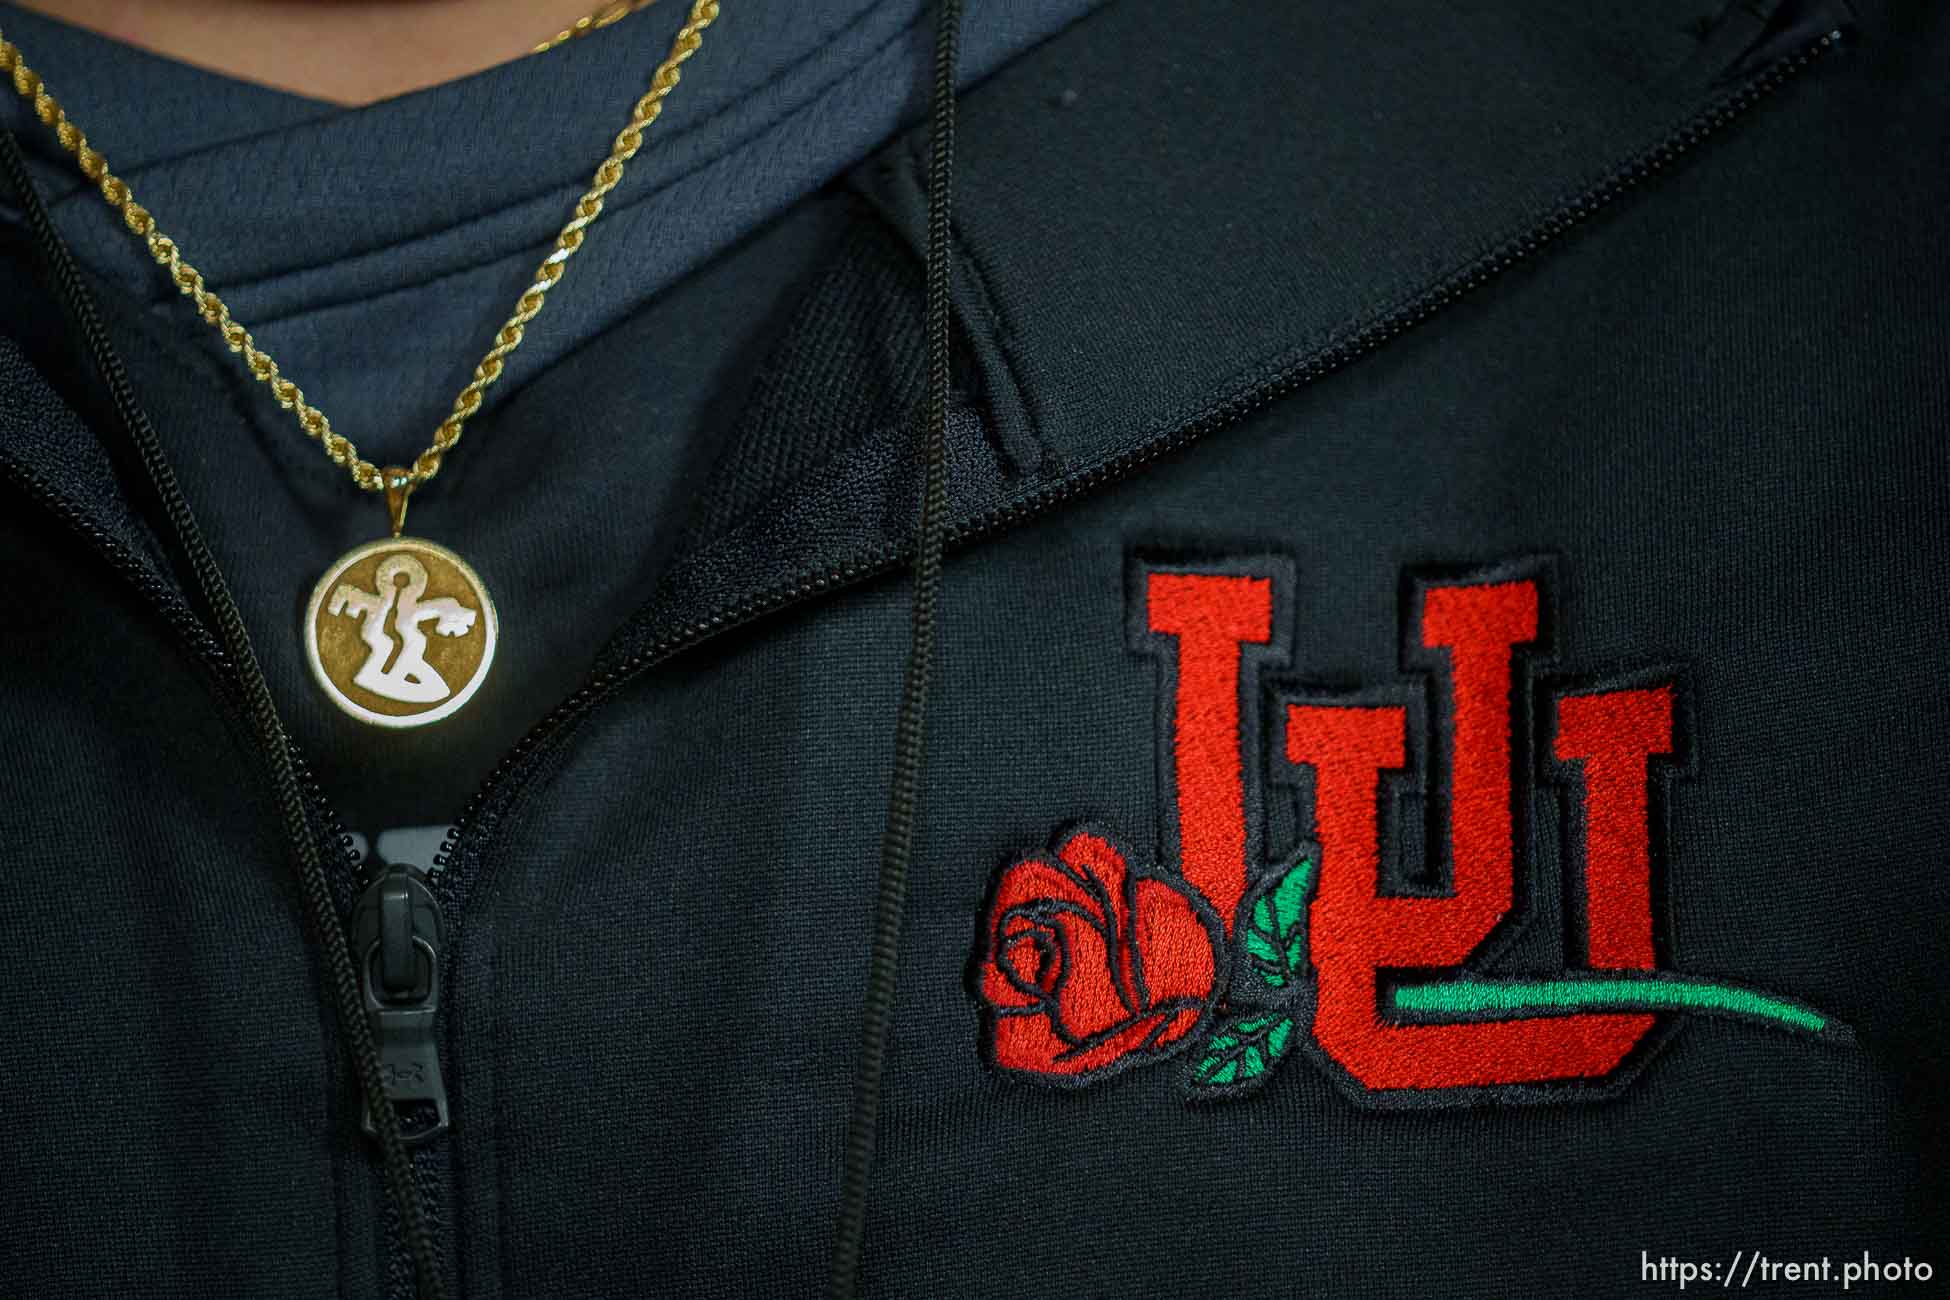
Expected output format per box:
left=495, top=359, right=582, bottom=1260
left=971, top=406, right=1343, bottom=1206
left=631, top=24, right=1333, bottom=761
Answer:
left=1241, top=855, right=1314, bottom=993
left=1186, top=1012, right=1295, bottom=1093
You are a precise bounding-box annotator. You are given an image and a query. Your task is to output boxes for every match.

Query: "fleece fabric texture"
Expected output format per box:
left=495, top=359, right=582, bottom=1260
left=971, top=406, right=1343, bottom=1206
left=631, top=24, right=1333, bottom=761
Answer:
left=0, top=1, right=1945, bottom=1296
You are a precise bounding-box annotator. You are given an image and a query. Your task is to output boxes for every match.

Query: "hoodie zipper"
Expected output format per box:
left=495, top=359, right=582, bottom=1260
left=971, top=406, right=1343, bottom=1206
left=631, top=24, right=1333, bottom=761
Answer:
left=0, top=460, right=434, bottom=1277
left=0, top=463, right=368, bottom=883
left=1, top=460, right=229, bottom=673
left=1, top=115, right=448, bottom=1293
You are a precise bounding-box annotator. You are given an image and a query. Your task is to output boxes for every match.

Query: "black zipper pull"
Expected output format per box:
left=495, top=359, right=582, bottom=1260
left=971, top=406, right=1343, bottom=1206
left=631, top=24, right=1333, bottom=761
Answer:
left=350, top=862, right=449, bottom=1144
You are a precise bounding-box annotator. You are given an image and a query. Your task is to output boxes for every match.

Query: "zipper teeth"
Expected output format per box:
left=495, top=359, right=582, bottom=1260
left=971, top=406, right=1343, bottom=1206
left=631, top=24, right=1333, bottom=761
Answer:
left=293, top=749, right=366, bottom=877
left=0, top=170, right=372, bottom=883
left=7, top=463, right=368, bottom=876
left=7, top=98, right=448, bottom=1296
left=4, top=460, right=229, bottom=669
left=437, top=30, right=1842, bottom=871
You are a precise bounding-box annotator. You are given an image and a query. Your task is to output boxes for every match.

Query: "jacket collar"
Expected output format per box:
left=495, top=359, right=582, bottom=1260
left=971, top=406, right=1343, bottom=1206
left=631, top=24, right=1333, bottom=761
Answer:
left=850, top=0, right=1855, bottom=480
left=614, top=0, right=1855, bottom=663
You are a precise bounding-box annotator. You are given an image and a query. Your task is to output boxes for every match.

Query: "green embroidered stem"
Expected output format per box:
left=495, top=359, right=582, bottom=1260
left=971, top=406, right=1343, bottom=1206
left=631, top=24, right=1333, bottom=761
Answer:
left=1390, top=975, right=1846, bottom=1038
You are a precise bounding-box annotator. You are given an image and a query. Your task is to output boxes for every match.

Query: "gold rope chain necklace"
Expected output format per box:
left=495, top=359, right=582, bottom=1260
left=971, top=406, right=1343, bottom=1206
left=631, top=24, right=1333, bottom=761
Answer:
left=0, top=1, right=721, bottom=728
left=537, top=0, right=662, bottom=54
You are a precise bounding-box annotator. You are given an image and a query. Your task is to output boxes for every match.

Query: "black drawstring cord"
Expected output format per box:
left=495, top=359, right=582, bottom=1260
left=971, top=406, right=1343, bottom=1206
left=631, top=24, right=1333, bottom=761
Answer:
left=828, top=0, right=961, bottom=1293
left=0, top=125, right=448, bottom=1300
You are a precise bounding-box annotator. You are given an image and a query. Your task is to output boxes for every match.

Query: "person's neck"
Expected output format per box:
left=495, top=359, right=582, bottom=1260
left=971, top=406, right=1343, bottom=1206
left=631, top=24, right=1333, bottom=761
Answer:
left=9, top=0, right=632, bottom=105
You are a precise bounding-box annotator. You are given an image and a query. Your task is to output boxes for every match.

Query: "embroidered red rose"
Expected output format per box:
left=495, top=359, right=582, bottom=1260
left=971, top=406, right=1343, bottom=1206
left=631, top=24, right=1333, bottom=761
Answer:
left=979, top=828, right=1222, bottom=1082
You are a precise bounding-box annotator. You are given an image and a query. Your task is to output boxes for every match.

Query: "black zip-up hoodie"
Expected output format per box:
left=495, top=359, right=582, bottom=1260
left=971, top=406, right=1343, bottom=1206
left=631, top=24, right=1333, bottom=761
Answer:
left=1, top=1, right=1945, bottom=1297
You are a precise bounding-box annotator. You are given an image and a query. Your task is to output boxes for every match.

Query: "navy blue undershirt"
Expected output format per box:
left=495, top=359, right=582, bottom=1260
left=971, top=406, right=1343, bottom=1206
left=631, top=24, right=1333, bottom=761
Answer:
left=0, top=1, right=1099, bottom=450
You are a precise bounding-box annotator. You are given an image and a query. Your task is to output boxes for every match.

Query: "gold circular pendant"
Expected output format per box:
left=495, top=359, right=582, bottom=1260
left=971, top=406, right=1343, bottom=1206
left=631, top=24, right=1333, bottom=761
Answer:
left=303, top=537, right=498, bottom=729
